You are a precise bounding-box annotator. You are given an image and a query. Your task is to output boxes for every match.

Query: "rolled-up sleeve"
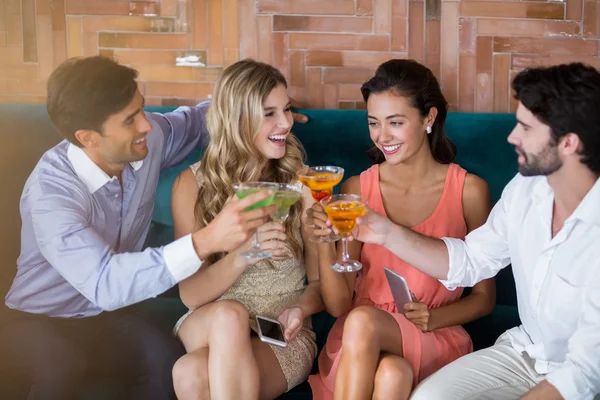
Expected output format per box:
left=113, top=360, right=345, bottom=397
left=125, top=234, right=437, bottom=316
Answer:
left=30, top=181, right=203, bottom=311
left=439, top=175, right=517, bottom=290
left=545, top=277, right=600, bottom=400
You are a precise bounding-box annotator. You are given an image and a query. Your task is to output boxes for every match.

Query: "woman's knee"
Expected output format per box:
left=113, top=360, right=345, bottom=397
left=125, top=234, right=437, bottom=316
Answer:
left=211, top=300, right=250, bottom=331
left=172, top=353, right=209, bottom=400
left=342, top=306, right=378, bottom=348
left=183, top=300, right=249, bottom=338
left=375, top=356, right=413, bottom=389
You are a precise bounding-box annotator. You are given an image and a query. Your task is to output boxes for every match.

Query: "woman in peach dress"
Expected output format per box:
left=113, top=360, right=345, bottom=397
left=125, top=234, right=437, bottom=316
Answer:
left=307, top=59, right=497, bottom=400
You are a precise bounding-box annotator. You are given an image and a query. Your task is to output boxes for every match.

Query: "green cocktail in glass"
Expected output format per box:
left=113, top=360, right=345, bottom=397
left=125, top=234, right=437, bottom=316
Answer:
left=271, top=182, right=303, bottom=259
left=272, top=182, right=303, bottom=224
left=233, top=181, right=279, bottom=260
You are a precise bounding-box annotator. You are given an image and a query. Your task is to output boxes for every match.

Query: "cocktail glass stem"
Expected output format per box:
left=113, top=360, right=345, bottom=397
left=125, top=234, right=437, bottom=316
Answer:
left=341, top=238, right=350, bottom=262
left=251, top=231, right=261, bottom=251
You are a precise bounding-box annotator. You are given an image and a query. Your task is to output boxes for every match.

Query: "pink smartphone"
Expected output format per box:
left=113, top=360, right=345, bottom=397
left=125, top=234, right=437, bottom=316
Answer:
left=384, top=267, right=412, bottom=312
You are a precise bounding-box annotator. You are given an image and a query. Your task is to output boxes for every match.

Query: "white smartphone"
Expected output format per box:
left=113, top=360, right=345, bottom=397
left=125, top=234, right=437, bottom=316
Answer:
left=256, top=315, right=287, bottom=347
left=384, top=267, right=412, bottom=312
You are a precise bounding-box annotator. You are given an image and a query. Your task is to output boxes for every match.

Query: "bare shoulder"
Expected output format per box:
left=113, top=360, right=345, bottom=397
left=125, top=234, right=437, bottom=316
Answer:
left=462, top=173, right=492, bottom=231
left=340, top=175, right=361, bottom=195
left=172, top=167, right=202, bottom=238
left=172, top=167, right=200, bottom=200
left=463, top=173, right=491, bottom=207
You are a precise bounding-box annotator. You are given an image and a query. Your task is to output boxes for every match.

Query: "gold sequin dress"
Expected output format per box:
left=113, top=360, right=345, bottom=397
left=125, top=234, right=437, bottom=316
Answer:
left=173, top=162, right=317, bottom=391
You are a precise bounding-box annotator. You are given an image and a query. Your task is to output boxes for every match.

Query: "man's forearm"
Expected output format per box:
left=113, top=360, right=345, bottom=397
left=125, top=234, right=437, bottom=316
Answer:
left=383, top=224, right=450, bottom=280
left=520, top=381, right=563, bottom=400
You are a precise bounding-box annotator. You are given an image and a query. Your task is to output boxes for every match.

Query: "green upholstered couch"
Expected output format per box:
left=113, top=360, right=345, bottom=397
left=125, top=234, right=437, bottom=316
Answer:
left=0, top=104, right=521, bottom=399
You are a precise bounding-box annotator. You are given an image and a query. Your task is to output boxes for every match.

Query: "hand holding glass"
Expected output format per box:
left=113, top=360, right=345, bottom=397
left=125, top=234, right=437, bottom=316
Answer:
left=321, top=194, right=366, bottom=272
left=232, top=182, right=279, bottom=261
left=298, top=166, right=344, bottom=242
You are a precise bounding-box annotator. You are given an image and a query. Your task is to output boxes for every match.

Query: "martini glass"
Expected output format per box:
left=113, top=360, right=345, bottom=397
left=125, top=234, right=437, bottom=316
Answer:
left=271, top=182, right=303, bottom=259
left=321, top=194, right=366, bottom=272
left=232, top=181, right=279, bottom=261
left=297, top=166, right=344, bottom=242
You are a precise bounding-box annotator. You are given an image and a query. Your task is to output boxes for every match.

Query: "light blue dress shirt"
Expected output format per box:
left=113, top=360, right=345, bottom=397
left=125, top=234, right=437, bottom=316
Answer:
left=5, top=102, right=210, bottom=318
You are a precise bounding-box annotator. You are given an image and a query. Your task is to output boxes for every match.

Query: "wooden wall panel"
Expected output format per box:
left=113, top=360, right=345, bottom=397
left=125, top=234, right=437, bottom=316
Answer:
left=0, top=0, right=597, bottom=110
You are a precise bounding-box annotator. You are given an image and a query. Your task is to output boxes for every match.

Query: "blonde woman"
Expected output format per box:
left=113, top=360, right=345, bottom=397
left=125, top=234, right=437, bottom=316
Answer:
left=170, top=59, right=322, bottom=400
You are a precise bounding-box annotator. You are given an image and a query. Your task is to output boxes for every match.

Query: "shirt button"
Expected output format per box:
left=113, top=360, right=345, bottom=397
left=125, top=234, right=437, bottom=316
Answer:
left=114, top=194, right=119, bottom=198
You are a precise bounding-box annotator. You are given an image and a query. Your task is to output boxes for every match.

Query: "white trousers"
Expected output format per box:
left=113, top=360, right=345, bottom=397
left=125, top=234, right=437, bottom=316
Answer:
left=410, top=333, right=598, bottom=400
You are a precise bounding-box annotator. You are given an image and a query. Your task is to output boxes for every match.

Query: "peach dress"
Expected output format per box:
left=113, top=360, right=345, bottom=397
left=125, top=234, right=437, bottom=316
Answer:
left=308, top=163, right=473, bottom=398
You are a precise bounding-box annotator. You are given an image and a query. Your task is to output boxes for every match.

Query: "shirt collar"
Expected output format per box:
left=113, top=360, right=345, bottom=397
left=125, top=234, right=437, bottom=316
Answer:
left=67, top=143, right=143, bottom=194
left=572, top=176, right=600, bottom=227
left=531, top=174, right=600, bottom=227
left=531, top=176, right=553, bottom=205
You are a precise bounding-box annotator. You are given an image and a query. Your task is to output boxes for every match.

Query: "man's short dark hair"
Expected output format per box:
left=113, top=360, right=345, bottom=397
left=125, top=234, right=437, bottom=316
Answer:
left=46, top=56, right=139, bottom=146
left=512, top=62, right=600, bottom=174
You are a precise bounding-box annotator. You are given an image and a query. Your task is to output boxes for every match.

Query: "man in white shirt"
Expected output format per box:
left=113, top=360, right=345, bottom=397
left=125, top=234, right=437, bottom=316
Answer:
left=345, top=62, right=600, bottom=399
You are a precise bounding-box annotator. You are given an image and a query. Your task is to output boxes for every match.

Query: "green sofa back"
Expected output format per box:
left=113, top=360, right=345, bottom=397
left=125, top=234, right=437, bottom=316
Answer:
left=0, top=104, right=520, bottom=308
left=145, top=106, right=520, bottom=310
left=0, top=104, right=521, bottom=398
left=148, top=107, right=518, bottom=228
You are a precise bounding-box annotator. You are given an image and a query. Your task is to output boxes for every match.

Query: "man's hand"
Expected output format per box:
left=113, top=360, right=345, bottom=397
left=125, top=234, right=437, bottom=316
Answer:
left=520, top=381, right=563, bottom=400
left=192, top=190, right=276, bottom=259
left=290, top=97, right=309, bottom=124
left=292, top=112, right=308, bottom=124
left=350, top=206, right=396, bottom=246
left=277, top=306, right=305, bottom=342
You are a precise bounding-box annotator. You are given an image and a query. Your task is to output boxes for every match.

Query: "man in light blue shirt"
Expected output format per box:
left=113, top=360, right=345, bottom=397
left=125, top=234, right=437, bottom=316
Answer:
left=0, top=56, right=276, bottom=399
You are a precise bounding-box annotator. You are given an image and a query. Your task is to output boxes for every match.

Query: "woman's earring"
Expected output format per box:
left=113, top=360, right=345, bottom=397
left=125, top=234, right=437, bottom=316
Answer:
left=426, top=126, right=432, bottom=134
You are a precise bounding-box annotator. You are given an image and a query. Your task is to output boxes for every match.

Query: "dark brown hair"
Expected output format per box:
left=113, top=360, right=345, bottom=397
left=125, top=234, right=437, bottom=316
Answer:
left=46, top=56, right=139, bottom=146
left=512, top=62, right=600, bottom=174
left=361, top=59, right=456, bottom=164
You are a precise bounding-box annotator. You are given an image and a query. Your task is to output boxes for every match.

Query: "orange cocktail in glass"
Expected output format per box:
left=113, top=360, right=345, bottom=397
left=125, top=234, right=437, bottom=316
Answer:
left=298, top=166, right=344, bottom=242
left=297, top=166, right=344, bottom=202
left=322, top=194, right=366, bottom=272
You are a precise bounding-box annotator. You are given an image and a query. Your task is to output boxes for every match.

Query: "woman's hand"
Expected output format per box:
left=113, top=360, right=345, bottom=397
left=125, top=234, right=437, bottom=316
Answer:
left=404, top=295, right=435, bottom=332
left=306, top=203, right=334, bottom=238
left=277, top=306, right=305, bottom=342
left=234, top=222, right=288, bottom=266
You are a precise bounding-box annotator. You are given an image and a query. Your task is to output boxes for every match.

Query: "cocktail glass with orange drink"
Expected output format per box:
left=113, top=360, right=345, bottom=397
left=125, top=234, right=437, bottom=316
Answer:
left=321, top=194, right=366, bottom=272
left=298, top=166, right=344, bottom=242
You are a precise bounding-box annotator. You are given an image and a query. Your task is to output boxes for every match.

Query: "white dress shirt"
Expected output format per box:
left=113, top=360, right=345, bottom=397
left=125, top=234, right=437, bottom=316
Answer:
left=441, top=173, right=600, bottom=400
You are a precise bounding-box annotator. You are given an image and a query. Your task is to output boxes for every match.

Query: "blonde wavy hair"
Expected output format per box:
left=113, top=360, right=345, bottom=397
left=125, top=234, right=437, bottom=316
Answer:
left=195, top=59, right=306, bottom=266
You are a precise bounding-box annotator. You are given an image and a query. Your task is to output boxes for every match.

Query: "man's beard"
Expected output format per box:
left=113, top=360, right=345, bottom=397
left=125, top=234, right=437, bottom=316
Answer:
left=517, top=141, right=562, bottom=177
